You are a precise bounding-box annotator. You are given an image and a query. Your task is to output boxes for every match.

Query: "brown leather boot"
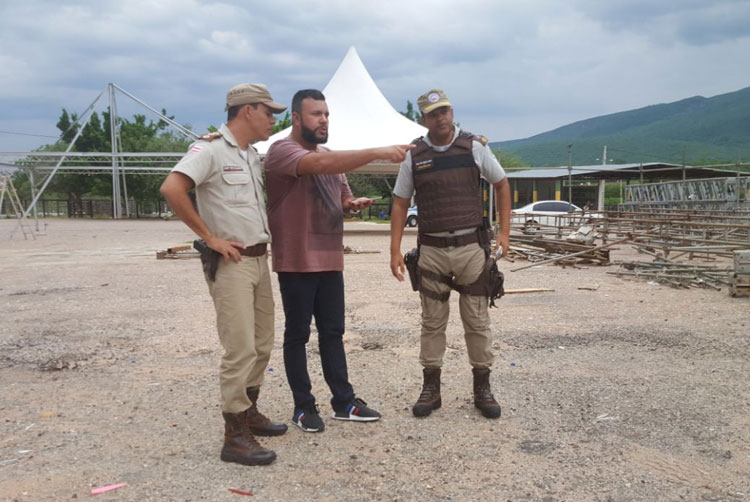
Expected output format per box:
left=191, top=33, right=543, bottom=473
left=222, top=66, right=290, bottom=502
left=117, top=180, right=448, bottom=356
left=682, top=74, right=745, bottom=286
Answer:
left=412, top=367, right=441, bottom=417
left=472, top=368, right=501, bottom=419
left=220, top=410, right=276, bottom=466
left=246, top=387, right=288, bottom=437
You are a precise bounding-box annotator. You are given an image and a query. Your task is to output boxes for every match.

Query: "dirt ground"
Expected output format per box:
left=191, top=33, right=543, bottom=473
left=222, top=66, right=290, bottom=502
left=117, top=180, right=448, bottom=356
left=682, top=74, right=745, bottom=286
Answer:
left=1, top=218, right=748, bottom=502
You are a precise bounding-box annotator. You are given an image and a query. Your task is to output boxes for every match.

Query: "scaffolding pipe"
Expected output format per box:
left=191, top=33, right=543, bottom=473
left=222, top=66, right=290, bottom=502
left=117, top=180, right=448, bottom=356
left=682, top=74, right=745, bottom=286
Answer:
left=109, top=84, right=121, bottom=218
left=16, top=92, right=104, bottom=229
left=28, top=168, right=39, bottom=231
left=112, top=84, right=198, bottom=140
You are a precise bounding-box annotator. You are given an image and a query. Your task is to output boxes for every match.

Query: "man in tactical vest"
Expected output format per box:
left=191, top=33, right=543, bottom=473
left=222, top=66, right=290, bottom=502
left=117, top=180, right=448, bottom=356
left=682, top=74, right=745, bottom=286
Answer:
left=389, top=88, right=511, bottom=419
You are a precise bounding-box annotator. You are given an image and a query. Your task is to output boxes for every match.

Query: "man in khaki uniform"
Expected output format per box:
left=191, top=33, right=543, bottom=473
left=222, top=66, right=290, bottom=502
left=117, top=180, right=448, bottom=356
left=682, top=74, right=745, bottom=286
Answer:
left=160, top=83, right=287, bottom=466
left=389, top=89, right=511, bottom=420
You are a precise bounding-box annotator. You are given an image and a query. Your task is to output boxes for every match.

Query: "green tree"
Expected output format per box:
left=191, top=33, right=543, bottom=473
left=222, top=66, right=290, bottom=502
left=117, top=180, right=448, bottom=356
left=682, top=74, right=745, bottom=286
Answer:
left=493, top=149, right=529, bottom=169
left=47, top=110, right=109, bottom=209
left=9, top=169, right=33, bottom=202
left=273, top=111, right=291, bottom=133
left=55, top=108, right=78, bottom=144
left=76, top=112, right=108, bottom=152
left=114, top=110, right=191, bottom=209
left=400, top=101, right=420, bottom=123
left=34, top=107, right=191, bottom=215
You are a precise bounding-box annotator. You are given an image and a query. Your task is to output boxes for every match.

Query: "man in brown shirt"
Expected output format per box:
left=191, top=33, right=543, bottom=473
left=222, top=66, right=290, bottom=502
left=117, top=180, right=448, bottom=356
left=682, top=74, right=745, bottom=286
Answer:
left=264, top=89, right=412, bottom=432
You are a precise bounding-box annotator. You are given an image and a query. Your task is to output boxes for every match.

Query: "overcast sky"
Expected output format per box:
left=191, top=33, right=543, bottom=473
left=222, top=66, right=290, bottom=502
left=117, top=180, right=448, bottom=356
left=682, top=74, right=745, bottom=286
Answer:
left=1, top=0, right=749, bottom=152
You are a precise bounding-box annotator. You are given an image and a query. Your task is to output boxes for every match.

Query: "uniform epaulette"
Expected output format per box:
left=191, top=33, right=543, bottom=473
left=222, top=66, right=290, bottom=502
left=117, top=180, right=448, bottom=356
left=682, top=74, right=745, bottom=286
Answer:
left=198, top=131, right=223, bottom=141
left=473, top=134, right=488, bottom=146
left=411, top=136, right=431, bottom=156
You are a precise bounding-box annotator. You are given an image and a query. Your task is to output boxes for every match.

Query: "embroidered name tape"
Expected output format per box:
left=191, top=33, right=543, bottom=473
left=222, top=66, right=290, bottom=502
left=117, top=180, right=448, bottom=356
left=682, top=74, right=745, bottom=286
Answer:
left=415, top=159, right=432, bottom=170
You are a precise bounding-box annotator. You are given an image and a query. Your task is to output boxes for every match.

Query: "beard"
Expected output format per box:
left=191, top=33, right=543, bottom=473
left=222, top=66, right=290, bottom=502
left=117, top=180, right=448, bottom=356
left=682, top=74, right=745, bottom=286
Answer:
left=301, top=123, right=328, bottom=144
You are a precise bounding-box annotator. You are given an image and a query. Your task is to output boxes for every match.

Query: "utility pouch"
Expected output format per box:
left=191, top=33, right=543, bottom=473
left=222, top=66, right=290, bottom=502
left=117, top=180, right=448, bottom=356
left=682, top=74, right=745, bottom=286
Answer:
left=478, top=219, right=494, bottom=256
left=487, top=259, right=505, bottom=307
left=193, top=239, right=220, bottom=282
left=404, top=247, right=420, bottom=292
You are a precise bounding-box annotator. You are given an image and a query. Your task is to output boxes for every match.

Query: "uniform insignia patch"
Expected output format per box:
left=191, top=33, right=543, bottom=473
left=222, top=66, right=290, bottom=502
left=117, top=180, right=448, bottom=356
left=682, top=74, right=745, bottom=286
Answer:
left=222, top=165, right=244, bottom=172
left=189, top=145, right=203, bottom=153
left=475, top=135, right=488, bottom=146
left=198, top=131, right=223, bottom=141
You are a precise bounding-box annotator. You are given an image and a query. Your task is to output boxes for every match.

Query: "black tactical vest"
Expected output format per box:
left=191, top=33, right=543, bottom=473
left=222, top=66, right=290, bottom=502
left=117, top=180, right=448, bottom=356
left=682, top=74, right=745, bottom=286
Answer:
left=411, top=131, right=483, bottom=234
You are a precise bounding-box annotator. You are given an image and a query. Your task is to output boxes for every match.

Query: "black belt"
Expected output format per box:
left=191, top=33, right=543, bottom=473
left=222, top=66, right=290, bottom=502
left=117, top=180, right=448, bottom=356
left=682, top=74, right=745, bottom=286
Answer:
left=419, top=231, right=479, bottom=248
left=239, top=243, right=267, bottom=257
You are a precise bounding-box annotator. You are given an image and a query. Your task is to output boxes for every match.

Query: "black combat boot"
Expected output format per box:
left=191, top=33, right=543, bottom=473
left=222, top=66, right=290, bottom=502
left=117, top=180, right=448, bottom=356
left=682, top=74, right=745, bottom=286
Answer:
left=472, top=368, right=501, bottom=419
left=220, top=410, right=276, bottom=466
left=412, top=367, right=441, bottom=417
left=245, top=386, right=288, bottom=437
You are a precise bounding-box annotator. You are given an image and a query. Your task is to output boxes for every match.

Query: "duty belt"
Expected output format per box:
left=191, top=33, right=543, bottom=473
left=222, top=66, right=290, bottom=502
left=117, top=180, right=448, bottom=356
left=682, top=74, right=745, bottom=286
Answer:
left=419, top=231, right=479, bottom=248
left=239, top=243, right=267, bottom=257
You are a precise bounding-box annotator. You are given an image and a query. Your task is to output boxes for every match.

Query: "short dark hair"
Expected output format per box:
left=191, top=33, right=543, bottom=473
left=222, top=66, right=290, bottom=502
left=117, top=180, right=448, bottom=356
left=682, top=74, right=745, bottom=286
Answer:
left=291, top=89, right=325, bottom=114
left=227, top=103, right=257, bottom=122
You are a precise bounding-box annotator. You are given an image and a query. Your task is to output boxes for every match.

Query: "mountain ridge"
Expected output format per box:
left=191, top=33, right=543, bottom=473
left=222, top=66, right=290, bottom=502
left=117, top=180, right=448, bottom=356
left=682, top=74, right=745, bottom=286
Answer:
left=492, top=86, right=750, bottom=166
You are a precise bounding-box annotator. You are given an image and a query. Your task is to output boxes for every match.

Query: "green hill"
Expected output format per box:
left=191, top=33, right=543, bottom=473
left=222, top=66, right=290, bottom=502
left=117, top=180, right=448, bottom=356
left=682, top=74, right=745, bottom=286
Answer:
left=492, top=86, right=750, bottom=167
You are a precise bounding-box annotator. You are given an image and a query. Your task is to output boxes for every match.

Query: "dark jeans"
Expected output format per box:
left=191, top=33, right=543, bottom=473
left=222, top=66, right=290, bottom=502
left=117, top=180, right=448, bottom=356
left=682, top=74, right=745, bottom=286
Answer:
left=277, top=271, right=354, bottom=411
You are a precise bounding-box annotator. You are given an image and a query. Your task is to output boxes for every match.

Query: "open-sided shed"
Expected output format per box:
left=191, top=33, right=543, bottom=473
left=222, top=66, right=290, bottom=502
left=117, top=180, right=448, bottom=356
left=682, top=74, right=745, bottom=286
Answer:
left=506, top=163, right=748, bottom=209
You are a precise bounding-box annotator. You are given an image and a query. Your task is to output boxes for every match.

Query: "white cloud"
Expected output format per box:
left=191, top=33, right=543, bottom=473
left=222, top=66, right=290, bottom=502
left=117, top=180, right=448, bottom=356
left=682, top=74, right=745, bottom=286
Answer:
left=1, top=0, right=749, bottom=151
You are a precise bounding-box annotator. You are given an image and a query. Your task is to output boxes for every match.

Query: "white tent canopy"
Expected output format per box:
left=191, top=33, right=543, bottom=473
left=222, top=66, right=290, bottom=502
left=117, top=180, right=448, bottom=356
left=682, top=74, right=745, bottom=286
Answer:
left=254, top=46, right=426, bottom=161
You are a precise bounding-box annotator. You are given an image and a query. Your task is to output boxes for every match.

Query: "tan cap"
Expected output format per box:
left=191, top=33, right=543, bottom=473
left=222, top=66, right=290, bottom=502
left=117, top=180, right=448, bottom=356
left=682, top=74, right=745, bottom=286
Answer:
left=417, top=89, right=452, bottom=114
left=225, top=83, right=287, bottom=113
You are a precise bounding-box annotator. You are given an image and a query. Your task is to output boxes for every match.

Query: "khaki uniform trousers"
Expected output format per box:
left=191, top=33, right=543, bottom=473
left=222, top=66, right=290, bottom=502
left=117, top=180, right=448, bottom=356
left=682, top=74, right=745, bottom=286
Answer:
left=206, top=255, right=275, bottom=413
left=418, top=242, right=494, bottom=369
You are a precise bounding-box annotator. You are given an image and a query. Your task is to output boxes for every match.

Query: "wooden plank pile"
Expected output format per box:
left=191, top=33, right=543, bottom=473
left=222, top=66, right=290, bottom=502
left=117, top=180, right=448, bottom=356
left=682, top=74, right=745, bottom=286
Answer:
left=508, top=234, right=612, bottom=268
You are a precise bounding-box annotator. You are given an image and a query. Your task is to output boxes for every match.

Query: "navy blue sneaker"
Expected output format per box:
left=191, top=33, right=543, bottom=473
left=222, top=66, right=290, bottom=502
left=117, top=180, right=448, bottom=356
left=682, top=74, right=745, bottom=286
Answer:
left=332, top=397, right=381, bottom=422
left=292, top=405, right=325, bottom=433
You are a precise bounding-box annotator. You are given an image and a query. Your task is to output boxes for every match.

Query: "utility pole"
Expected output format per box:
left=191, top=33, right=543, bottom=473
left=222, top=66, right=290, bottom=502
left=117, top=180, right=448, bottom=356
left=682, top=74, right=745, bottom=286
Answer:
left=598, top=145, right=607, bottom=210
left=682, top=150, right=687, bottom=181
left=108, top=83, right=127, bottom=219
left=28, top=168, right=39, bottom=231
left=567, top=144, right=573, bottom=210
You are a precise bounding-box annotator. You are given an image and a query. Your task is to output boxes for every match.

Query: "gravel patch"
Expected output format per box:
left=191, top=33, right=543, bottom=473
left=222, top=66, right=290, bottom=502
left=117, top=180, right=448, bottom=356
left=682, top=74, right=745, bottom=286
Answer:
left=1, top=219, right=748, bottom=502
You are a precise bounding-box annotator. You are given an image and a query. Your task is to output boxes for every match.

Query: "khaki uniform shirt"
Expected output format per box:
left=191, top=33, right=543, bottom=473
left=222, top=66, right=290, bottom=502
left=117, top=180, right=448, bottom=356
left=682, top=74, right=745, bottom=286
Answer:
left=172, top=124, right=270, bottom=245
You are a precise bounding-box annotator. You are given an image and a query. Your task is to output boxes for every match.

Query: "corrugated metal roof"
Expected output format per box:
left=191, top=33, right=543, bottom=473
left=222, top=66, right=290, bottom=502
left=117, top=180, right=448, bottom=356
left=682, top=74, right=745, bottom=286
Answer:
left=504, top=162, right=742, bottom=180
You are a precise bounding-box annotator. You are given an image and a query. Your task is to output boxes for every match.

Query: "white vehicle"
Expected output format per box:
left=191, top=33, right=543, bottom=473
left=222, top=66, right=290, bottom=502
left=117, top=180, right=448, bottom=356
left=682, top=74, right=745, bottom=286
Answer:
left=512, top=200, right=595, bottom=228
left=406, top=206, right=418, bottom=227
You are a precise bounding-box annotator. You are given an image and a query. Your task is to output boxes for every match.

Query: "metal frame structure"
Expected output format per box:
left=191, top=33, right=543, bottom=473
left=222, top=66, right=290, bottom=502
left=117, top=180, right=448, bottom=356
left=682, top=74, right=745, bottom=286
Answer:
left=0, top=174, right=34, bottom=239
left=1, top=84, right=198, bottom=236
left=620, top=176, right=750, bottom=211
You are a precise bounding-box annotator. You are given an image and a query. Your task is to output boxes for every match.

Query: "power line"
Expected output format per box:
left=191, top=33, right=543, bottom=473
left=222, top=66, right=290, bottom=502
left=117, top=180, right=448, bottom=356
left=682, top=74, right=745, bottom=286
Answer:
left=0, top=130, right=59, bottom=139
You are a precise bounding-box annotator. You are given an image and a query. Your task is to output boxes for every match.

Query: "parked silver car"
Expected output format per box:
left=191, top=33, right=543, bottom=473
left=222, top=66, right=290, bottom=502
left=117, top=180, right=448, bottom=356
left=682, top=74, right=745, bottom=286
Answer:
left=406, top=206, right=418, bottom=227
left=512, top=200, right=587, bottom=227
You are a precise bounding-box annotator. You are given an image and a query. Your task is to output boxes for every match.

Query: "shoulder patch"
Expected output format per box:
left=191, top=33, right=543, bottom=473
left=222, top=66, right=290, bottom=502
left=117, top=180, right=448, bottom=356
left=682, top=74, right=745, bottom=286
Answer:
left=411, top=136, right=430, bottom=156
left=198, top=131, right=223, bottom=142
left=473, top=135, right=488, bottom=146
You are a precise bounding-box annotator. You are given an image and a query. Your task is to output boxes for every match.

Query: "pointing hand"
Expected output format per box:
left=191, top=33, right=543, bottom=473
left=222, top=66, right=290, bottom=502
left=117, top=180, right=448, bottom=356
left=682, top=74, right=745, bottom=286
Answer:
left=380, top=144, right=415, bottom=163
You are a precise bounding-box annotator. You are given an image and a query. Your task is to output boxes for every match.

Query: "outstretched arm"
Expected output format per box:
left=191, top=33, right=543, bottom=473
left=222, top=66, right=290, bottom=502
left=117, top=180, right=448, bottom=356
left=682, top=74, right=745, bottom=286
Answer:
left=298, top=145, right=414, bottom=175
